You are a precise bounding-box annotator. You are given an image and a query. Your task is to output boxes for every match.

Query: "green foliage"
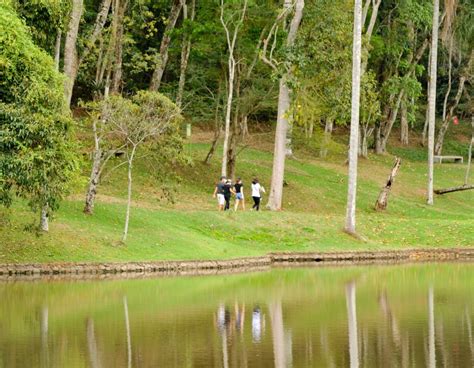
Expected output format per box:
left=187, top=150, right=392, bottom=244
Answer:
left=0, top=2, right=77, bottom=219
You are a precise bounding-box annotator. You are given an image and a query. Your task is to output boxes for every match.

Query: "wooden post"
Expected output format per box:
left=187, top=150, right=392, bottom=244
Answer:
left=375, top=157, right=401, bottom=211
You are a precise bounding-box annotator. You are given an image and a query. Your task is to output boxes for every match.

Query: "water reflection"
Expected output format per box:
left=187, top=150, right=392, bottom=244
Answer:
left=0, top=264, right=473, bottom=367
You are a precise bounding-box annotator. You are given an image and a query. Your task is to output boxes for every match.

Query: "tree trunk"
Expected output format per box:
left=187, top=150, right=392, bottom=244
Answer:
left=204, top=92, right=222, bottom=164
left=360, top=0, right=381, bottom=75
left=267, top=78, right=291, bottom=210
left=176, top=0, right=195, bottom=109
left=422, top=45, right=432, bottom=147
left=375, top=157, right=401, bottom=211
left=122, top=147, right=136, bottom=242
left=434, top=75, right=466, bottom=155
left=360, top=125, right=372, bottom=158
left=111, top=0, right=128, bottom=94
left=427, top=0, right=439, bottom=205
left=221, top=58, right=235, bottom=177
left=54, top=29, right=61, bottom=71
left=442, top=36, right=454, bottom=121
left=345, top=0, right=362, bottom=235
left=149, top=0, right=183, bottom=91
left=63, top=0, right=83, bottom=106
left=226, top=70, right=241, bottom=179
left=266, top=0, right=304, bottom=211
left=320, top=120, right=333, bottom=158
left=64, top=0, right=112, bottom=106
left=84, top=132, right=102, bottom=215
left=434, top=184, right=474, bottom=195
left=400, top=99, right=409, bottom=145
left=40, top=205, right=49, bottom=232
left=374, top=123, right=383, bottom=154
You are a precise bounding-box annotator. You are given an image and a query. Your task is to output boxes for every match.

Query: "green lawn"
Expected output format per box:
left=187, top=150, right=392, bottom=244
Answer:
left=1, top=134, right=473, bottom=264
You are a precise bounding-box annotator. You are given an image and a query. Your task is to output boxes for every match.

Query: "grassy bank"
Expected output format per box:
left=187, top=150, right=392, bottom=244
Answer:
left=1, top=130, right=473, bottom=264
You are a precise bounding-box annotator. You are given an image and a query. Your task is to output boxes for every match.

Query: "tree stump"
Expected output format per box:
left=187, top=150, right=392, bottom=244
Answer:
left=375, top=157, right=401, bottom=211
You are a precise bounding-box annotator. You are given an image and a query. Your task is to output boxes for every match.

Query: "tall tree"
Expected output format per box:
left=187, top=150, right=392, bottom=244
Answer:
left=345, top=0, right=363, bottom=234
left=219, top=0, right=248, bottom=178
left=149, top=0, right=183, bottom=91
left=176, top=0, right=196, bottom=108
left=262, top=0, right=304, bottom=210
left=63, top=0, right=83, bottom=106
left=427, top=0, right=440, bottom=205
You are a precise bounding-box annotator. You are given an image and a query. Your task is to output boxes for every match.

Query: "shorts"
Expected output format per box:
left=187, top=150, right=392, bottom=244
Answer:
left=217, top=193, right=225, bottom=206
left=236, top=192, right=243, bottom=200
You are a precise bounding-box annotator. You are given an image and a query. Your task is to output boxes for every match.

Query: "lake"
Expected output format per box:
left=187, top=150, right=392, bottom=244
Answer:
left=1, top=262, right=473, bottom=367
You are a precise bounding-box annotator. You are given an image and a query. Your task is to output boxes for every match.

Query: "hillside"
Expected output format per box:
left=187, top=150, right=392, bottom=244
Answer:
left=1, top=127, right=473, bottom=264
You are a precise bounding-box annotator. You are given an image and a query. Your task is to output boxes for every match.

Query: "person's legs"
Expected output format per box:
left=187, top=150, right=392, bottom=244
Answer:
left=217, top=194, right=225, bottom=211
left=252, top=196, right=258, bottom=210
left=255, top=197, right=261, bottom=211
left=224, top=195, right=230, bottom=211
left=234, top=199, right=239, bottom=211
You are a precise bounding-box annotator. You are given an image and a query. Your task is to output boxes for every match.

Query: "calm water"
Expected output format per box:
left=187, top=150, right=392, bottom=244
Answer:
left=1, top=263, right=473, bottom=367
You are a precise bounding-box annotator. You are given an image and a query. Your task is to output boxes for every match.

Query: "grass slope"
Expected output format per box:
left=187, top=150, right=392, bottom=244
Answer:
left=1, top=131, right=473, bottom=263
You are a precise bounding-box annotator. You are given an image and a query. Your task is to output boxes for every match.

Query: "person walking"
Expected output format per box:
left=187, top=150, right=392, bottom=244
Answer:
left=213, top=176, right=226, bottom=211
left=234, top=178, right=245, bottom=211
left=223, top=179, right=234, bottom=211
left=251, top=178, right=265, bottom=211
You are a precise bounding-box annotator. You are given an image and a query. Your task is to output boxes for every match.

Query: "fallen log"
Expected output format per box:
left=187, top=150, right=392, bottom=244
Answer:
left=375, top=157, right=401, bottom=211
left=434, top=184, right=474, bottom=195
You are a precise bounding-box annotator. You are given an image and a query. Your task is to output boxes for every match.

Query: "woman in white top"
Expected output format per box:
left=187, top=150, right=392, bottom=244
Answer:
left=251, top=178, right=265, bottom=211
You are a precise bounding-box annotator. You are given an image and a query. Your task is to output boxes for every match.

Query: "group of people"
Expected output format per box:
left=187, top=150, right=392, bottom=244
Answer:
left=213, top=176, right=266, bottom=211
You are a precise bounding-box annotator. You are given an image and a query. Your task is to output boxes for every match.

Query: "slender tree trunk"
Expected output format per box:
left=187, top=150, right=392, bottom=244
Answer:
left=227, top=69, right=241, bottom=179
left=427, top=0, right=439, bottom=205
left=40, top=205, right=49, bottom=232
left=84, top=121, right=102, bottom=214
left=320, top=119, right=333, bottom=158
left=63, top=0, right=83, bottom=106
left=111, top=0, right=128, bottom=94
left=221, top=58, right=235, bottom=177
left=204, top=90, right=222, bottom=164
left=220, top=0, right=247, bottom=177
left=400, top=99, right=409, bottom=145
left=122, top=146, right=136, bottom=242
left=54, top=30, right=61, bottom=71
left=266, top=0, right=304, bottom=211
left=149, top=0, right=183, bottom=91
left=375, top=123, right=383, bottom=154
left=442, top=36, right=454, bottom=121
left=375, top=157, right=401, bottom=211
left=360, top=0, right=381, bottom=75
left=434, top=75, right=466, bottom=155
left=345, top=0, right=362, bottom=234
left=422, top=45, right=432, bottom=147
left=176, top=0, right=195, bottom=109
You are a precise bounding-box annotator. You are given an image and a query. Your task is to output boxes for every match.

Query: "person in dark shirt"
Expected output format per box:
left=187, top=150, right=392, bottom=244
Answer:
left=233, top=178, right=245, bottom=211
left=213, top=176, right=227, bottom=211
left=223, top=179, right=234, bottom=211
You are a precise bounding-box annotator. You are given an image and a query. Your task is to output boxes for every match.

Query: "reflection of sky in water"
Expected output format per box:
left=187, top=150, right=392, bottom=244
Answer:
left=0, top=263, right=473, bottom=367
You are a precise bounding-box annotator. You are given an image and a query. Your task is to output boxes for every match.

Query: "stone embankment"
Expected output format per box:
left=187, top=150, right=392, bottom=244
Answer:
left=0, top=248, right=473, bottom=280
